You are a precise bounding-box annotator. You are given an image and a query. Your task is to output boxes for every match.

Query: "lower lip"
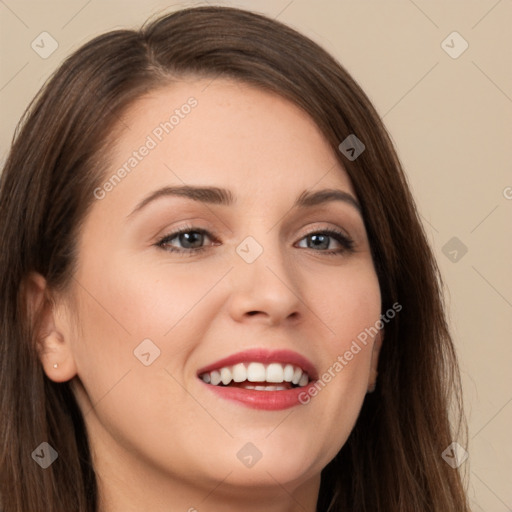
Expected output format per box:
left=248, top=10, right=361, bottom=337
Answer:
left=201, top=381, right=317, bottom=410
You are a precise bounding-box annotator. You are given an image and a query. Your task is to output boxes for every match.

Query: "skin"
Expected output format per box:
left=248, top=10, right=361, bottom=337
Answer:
left=31, top=78, right=382, bottom=512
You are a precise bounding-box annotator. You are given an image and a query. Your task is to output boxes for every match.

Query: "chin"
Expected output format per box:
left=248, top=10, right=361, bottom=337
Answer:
left=223, top=435, right=326, bottom=489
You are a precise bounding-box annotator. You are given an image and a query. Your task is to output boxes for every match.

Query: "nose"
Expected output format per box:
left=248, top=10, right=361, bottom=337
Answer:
left=227, top=238, right=304, bottom=327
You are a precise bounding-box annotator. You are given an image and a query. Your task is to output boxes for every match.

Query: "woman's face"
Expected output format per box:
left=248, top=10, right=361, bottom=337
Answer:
left=48, top=78, right=381, bottom=504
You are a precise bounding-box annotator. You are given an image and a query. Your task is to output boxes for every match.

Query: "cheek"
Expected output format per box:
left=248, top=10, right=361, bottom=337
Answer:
left=311, top=258, right=381, bottom=346
left=74, top=249, right=216, bottom=335
left=68, top=259, right=217, bottom=461
left=69, top=253, right=231, bottom=388
left=298, top=261, right=381, bottom=442
left=330, top=262, right=381, bottom=383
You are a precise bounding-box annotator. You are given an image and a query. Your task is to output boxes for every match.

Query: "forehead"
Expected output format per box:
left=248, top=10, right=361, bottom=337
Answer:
left=103, top=78, right=355, bottom=208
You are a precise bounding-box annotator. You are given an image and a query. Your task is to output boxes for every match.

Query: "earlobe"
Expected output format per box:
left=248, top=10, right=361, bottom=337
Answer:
left=24, top=272, right=78, bottom=383
left=38, top=331, right=78, bottom=383
left=367, top=331, right=383, bottom=393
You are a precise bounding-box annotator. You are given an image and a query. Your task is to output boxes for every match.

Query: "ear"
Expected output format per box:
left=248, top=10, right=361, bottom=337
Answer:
left=367, top=330, right=383, bottom=393
left=25, top=272, right=78, bottom=383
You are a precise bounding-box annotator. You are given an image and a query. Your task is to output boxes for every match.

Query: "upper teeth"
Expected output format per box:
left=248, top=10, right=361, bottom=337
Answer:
left=200, top=362, right=309, bottom=387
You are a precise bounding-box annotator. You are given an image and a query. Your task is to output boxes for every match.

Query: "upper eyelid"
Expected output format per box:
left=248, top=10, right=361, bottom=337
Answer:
left=159, top=224, right=350, bottom=238
left=157, top=226, right=216, bottom=247
left=300, top=225, right=351, bottom=239
left=160, top=225, right=214, bottom=240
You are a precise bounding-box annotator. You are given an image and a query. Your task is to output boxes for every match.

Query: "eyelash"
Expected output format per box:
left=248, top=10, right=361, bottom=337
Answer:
left=156, top=225, right=355, bottom=257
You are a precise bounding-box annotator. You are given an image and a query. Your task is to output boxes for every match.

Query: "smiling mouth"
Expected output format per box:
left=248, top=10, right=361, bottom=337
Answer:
left=199, top=362, right=311, bottom=391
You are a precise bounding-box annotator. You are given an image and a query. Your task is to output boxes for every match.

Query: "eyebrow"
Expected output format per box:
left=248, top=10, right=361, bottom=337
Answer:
left=128, top=185, right=361, bottom=218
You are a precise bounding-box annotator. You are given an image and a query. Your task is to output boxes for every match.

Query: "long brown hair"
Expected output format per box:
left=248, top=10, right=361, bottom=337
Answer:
left=0, top=6, right=470, bottom=511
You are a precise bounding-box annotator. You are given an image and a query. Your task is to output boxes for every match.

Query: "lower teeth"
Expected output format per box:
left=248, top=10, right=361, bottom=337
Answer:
left=242, top=384, right=288, bottom=391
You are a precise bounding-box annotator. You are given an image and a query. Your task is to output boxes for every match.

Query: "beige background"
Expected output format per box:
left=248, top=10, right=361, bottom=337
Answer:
left=1, top=1, right=511, bottom=509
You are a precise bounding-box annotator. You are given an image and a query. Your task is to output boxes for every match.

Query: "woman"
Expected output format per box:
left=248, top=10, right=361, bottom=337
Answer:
left=0, top=6, right=470, bottom=511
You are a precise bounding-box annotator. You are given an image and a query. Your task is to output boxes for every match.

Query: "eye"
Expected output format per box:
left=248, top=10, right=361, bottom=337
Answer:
left=156, top=227, right=216, bottom=254
left=156, top=226, right=355, bottom=257
left=295, top=229, right=354, bottom=255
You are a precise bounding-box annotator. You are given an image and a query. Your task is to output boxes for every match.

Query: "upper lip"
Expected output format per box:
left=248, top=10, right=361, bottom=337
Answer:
left=196, top=348, right=318, bottom=380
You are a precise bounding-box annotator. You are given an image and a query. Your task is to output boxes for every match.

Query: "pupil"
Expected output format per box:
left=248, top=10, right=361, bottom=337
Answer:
left=180, top=232, right=203, bottom=248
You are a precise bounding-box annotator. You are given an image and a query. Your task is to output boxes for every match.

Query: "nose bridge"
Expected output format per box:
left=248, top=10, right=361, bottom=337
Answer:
left=228, top=230, right=303, bottom=322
